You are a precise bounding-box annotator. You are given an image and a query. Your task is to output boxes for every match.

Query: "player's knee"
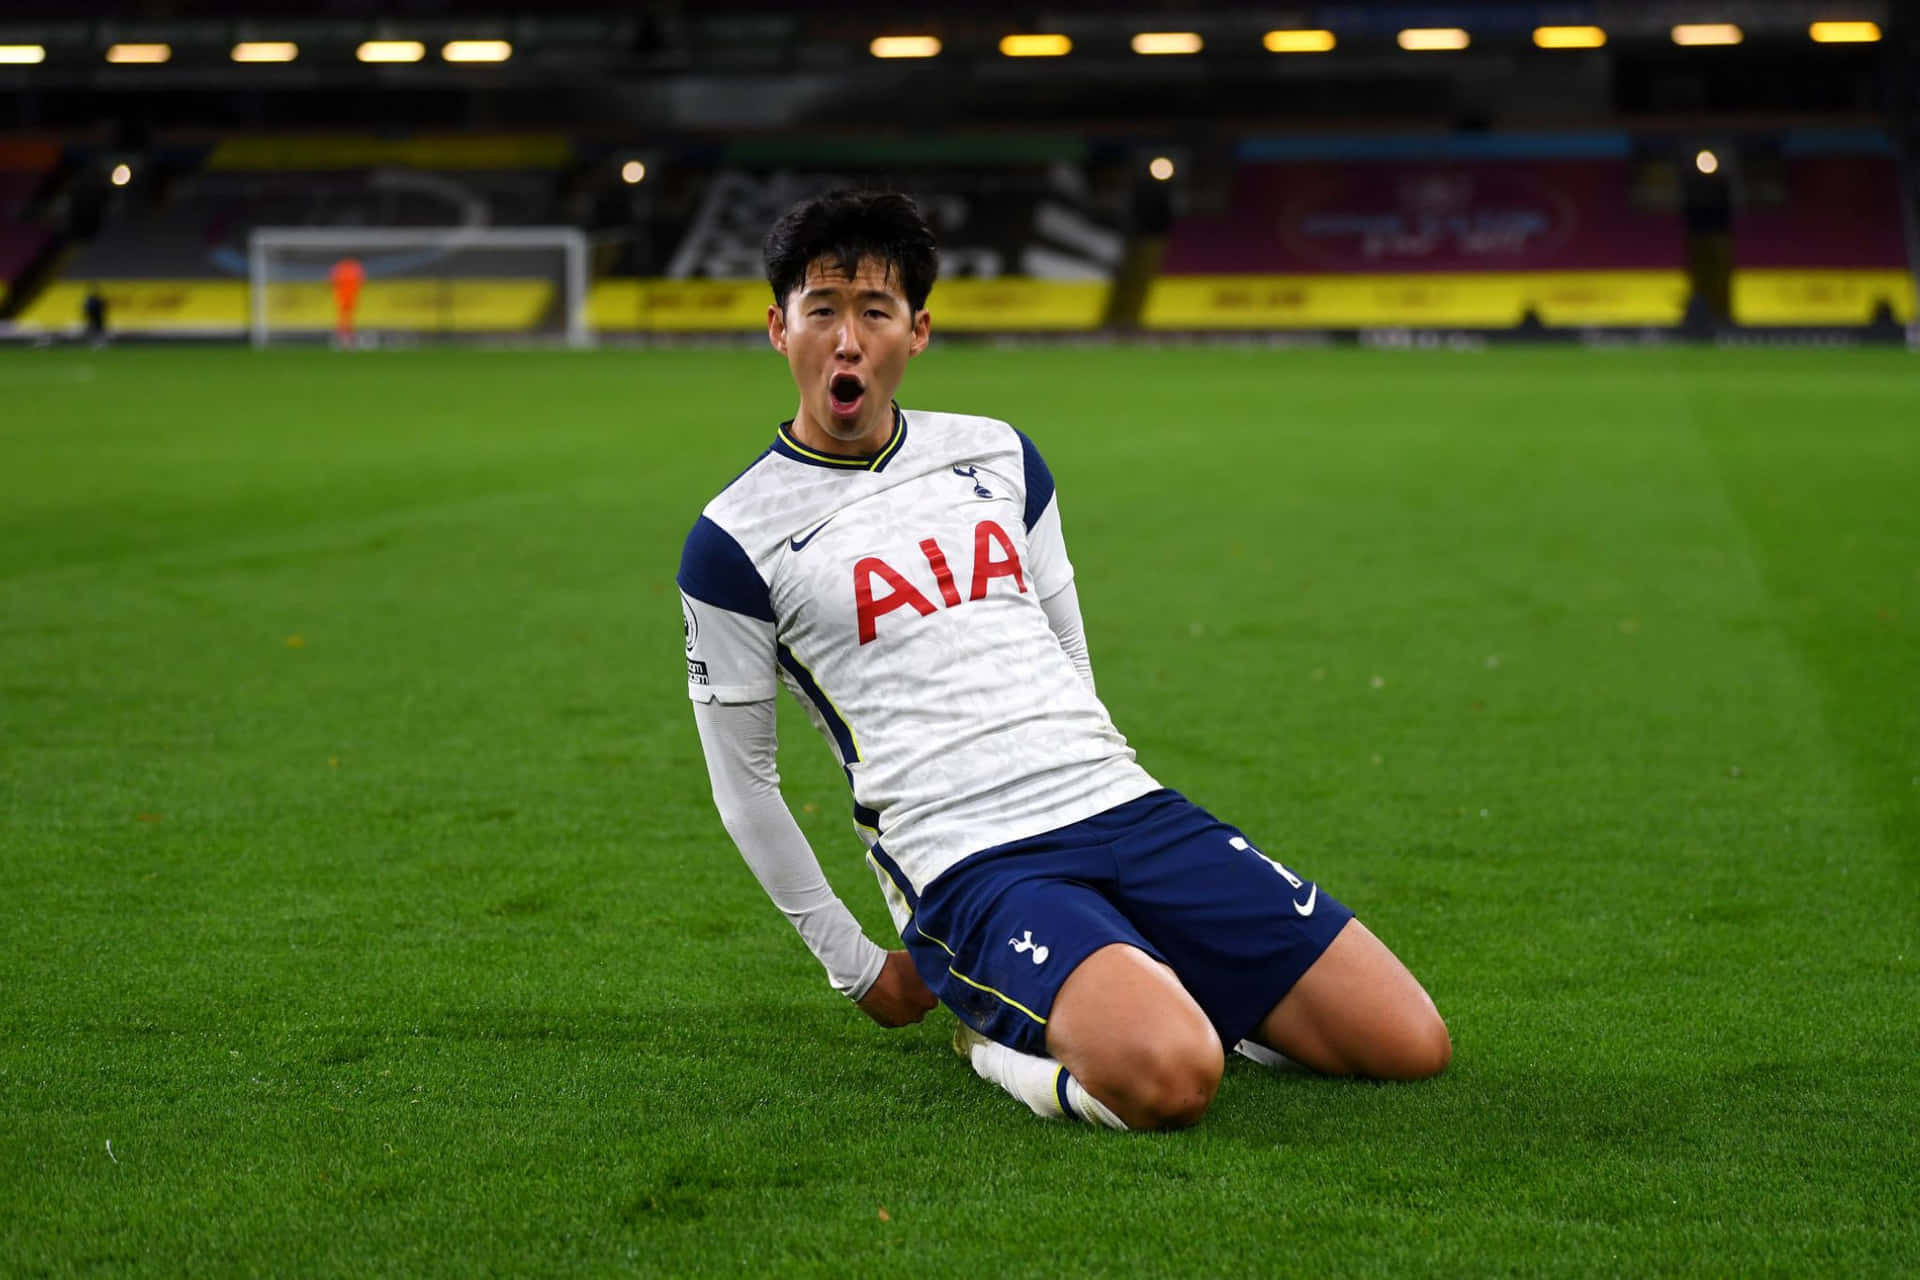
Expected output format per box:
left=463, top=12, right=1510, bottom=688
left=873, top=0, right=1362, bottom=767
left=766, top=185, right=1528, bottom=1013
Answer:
left=1378, top=1010, right=1451, bottom=1081
left=1129, top=1034, right=1225, bottom=1130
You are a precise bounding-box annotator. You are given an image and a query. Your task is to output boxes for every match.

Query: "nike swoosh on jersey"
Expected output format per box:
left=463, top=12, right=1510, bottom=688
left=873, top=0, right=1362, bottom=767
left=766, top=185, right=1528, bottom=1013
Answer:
left=1292, top=884, right=1317, bottom=917
left=789, top=517, right=834, bottom=552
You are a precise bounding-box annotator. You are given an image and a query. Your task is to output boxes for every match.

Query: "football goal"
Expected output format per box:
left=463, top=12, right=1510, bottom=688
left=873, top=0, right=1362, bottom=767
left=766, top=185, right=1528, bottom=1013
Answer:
left=247, top=226, right=591, bottom=348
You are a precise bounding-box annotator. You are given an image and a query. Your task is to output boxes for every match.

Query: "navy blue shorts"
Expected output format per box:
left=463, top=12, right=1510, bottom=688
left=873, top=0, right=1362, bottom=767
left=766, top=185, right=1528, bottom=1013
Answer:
left=893, top=788, right=1354, bottom=1057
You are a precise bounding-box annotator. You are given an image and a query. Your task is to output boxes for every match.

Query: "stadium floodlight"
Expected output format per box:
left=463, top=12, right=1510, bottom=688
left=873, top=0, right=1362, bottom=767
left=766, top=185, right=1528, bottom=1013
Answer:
left=1672, top=24, right=1742, bottom=46
left=1264, top=30, right=1335, bottom=53
left=110, top=164, right=132, bottom=186
left=248, top=226, right=592, bottom=349
left=443, top=40, right=512, bottom=63
left=999, top=34, right=1071, bottom=57
left=106, top=43, right=171, bottom=64
left=1132, top=32, right=1202, bottom=55
left=621, top=160, right=646, bottom=184
left=870, top=36, right=941, bottom=58
left=357, top=40, right=425, bottom=63
left=1809, top=22, right=1880, bottom=43
left=1534, top=26, right=1606, bottom=49
left=1148, top=157, right=1175, bottom=181
left=1398, top=28, right=1470, bottom=51
left=232, top=42, right=298, bottom=63
left=1696, top=149, right=1720, bottom=175
left=0, top=44, right=47, bottom=64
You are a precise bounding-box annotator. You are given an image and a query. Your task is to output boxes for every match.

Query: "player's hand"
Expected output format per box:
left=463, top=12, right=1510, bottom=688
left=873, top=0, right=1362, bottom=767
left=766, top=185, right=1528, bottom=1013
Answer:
left=856, top=949, right=938, bottom=1027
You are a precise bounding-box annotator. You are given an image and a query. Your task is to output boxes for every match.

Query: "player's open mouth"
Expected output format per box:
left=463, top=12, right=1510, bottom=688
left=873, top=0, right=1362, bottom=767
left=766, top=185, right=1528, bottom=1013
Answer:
left=828, top=373, right=866, bottom=419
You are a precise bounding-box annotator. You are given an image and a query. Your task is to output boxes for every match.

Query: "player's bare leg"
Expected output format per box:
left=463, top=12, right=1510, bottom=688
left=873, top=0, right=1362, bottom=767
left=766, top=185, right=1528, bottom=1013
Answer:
left=1044, top=942, right=1225, bottom=1130
left=1249, top=918, right=1450, bottom=1080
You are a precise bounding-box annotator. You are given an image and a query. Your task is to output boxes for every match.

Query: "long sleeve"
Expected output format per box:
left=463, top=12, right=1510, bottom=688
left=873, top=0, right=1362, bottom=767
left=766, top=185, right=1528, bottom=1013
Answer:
left=1041, top=578, right=1095, bottom=692
left=691, top=697, right=888, bottom=1002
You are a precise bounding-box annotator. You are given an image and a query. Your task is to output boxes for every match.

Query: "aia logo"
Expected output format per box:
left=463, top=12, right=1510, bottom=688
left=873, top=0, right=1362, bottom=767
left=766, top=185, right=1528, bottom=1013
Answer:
left=853, top=519, right=1027, bottom=645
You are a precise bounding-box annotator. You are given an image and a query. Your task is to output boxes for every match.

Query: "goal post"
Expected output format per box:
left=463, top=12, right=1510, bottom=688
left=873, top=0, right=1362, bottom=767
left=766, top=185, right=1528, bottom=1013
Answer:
left=247, top=226, right=592, bottom=348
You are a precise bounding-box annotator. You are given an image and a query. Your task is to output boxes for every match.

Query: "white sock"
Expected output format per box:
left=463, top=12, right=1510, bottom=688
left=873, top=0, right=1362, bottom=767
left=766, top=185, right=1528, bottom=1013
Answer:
left=1234, top=1039, right=1305, bottom=1071
left=967, top=1039, right=1128, bottom=1131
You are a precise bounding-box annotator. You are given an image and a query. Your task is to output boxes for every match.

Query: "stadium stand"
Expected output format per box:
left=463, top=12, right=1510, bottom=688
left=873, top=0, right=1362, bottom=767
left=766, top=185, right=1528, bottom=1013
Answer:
left=1144, top=136, right=1690, bottom=331
left=590, top=161, right=1123, bottom=334
left=0, top=139, right=59, bottom=314
left=9, top=127, right=1912, bottom=342
left=16, top=134, right=572, bottom=337
left=1730, top=143, right=1916, bottom=326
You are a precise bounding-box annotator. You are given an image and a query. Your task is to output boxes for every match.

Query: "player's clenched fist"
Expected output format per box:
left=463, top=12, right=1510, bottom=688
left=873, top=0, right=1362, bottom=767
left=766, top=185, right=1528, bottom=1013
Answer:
left=856, top=950, right=938, bottom=1027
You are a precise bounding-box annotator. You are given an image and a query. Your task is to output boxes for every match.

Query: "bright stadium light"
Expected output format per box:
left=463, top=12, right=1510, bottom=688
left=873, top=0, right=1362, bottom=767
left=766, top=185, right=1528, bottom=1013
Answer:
left=621, top=160, right=646, bottom=184
left=106, top=43, right=171, bottom=64
left=1132, top=32, right=1202, bottom=55
left=1264, top=30, right=1336, bottom=53
left=1534, top=26, right=1607, bottom=49
left=870, top=36, right=941, bottom=58
left=1696, top=149, right=1720, bottom=175
left=443, top=40, right=512, bottom=63
left=357, top=41, right=426, bottom=63
left=0, top=44, right=47, bottom=64
left=1148, top=157, right=1175, bottom=181
left=231, top=42, right=299, bottom=63
left=1398, top=28, right=1470, bottom=51
left=1672, top=24, right=1742, bottom=46
left=999, top=34, right=1071, bottom=57
left=110, top=163, right=132, bottom=186
left=1809, top=21, right=1880, bottom=43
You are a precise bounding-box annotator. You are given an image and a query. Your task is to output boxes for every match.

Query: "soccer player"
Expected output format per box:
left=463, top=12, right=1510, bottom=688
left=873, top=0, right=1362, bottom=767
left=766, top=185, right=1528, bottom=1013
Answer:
left=330, top=256, right=364, bottom=348
left=679, top=190, right=1449, bottom=1131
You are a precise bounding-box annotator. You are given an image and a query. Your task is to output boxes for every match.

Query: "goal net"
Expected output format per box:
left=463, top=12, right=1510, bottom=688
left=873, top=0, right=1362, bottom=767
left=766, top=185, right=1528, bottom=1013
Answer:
left=247, top=226, right=591, bottom=348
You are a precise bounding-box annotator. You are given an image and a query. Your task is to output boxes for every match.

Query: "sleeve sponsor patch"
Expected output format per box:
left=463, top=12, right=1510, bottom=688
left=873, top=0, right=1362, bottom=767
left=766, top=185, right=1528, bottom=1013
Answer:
left=687, top=657, right=710, bottom=685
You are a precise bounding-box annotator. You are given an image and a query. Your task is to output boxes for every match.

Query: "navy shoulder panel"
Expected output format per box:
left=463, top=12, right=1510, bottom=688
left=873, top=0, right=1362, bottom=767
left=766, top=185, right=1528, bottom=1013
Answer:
left=677, top=515, right=774, bottom=621
left=1014, top=428, right=1056, bottom=531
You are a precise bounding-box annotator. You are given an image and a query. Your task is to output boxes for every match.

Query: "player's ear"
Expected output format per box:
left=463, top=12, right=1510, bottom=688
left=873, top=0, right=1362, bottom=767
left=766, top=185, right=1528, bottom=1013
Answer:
left=908, top=308, right=930, bottom=357
left=767, top=303, right=788, bottom=354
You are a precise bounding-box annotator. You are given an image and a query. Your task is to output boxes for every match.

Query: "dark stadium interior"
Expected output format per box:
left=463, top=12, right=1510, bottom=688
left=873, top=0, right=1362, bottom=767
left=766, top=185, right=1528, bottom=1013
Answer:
left=0, top=1, right=1913, bottom=340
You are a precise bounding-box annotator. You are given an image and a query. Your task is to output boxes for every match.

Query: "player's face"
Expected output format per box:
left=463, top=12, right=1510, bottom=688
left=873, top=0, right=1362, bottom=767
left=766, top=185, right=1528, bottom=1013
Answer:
left=769, top=256, right=930, bottom=455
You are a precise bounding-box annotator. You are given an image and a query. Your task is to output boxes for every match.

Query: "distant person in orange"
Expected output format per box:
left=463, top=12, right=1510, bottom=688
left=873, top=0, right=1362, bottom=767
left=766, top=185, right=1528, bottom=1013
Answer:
left=330, top=257, right=365, bottom=347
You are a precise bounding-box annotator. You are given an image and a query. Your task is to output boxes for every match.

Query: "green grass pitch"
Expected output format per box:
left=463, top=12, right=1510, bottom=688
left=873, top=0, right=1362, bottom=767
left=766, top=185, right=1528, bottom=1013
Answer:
left=2, top=343, right=1916, bottom=1275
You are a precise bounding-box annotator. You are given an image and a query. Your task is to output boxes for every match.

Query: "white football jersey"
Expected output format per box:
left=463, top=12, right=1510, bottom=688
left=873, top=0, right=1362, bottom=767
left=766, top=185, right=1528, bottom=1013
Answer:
left=679, top=407, right=1158, bottom=929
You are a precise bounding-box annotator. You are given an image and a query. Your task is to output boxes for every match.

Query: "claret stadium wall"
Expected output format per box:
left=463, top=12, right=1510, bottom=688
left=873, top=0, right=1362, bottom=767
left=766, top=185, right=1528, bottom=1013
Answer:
left=1145, top=135, right=1695, bottom=330
left=1, top=127, right=1914, bottom=344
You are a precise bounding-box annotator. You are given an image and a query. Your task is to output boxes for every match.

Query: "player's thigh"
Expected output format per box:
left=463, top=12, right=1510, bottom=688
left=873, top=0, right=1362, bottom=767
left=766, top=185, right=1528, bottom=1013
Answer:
left=903, top=863, right=1154, bottom=1057
left=1045, top=942, right=1224, bottom=1128
left=1252, top=917, right=1450, bottom=1080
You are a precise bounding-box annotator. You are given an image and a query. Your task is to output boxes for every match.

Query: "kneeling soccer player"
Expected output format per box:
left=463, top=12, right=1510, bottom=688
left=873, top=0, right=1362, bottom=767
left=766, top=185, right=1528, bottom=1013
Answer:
left=679, top=189, right=1449, bottom=1131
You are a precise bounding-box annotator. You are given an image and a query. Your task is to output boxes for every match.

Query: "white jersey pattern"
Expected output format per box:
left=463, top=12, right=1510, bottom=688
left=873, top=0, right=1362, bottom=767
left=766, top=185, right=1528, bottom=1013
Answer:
left=678, top=407, right=1158, bottom=931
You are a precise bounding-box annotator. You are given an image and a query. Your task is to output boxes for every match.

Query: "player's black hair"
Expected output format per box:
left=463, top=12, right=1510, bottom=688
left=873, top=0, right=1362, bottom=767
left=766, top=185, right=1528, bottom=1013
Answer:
left=764, top=188, right=938, bottom=313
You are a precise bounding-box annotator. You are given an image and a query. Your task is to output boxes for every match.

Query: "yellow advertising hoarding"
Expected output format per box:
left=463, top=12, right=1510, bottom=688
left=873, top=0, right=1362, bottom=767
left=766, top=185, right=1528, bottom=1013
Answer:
left=261, top=279, right=555, bottom=331
left=590, top=279, right=1111, bottom=333
left=589, top=280, right=769, bottom=333
left=19, top=281, right=248, bottom=332
left=18, top=279, right=555, bottom=333
left=927, top=279, right=1109, bottom=330
left=1731, top=270, right=1915, bottom=326
left=1143, top=272, right=1690, bottom=329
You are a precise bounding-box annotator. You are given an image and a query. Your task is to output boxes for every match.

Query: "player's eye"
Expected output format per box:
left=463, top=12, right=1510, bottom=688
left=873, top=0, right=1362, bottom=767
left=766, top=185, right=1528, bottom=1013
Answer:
left=865, top=309, right=890, bottom=320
